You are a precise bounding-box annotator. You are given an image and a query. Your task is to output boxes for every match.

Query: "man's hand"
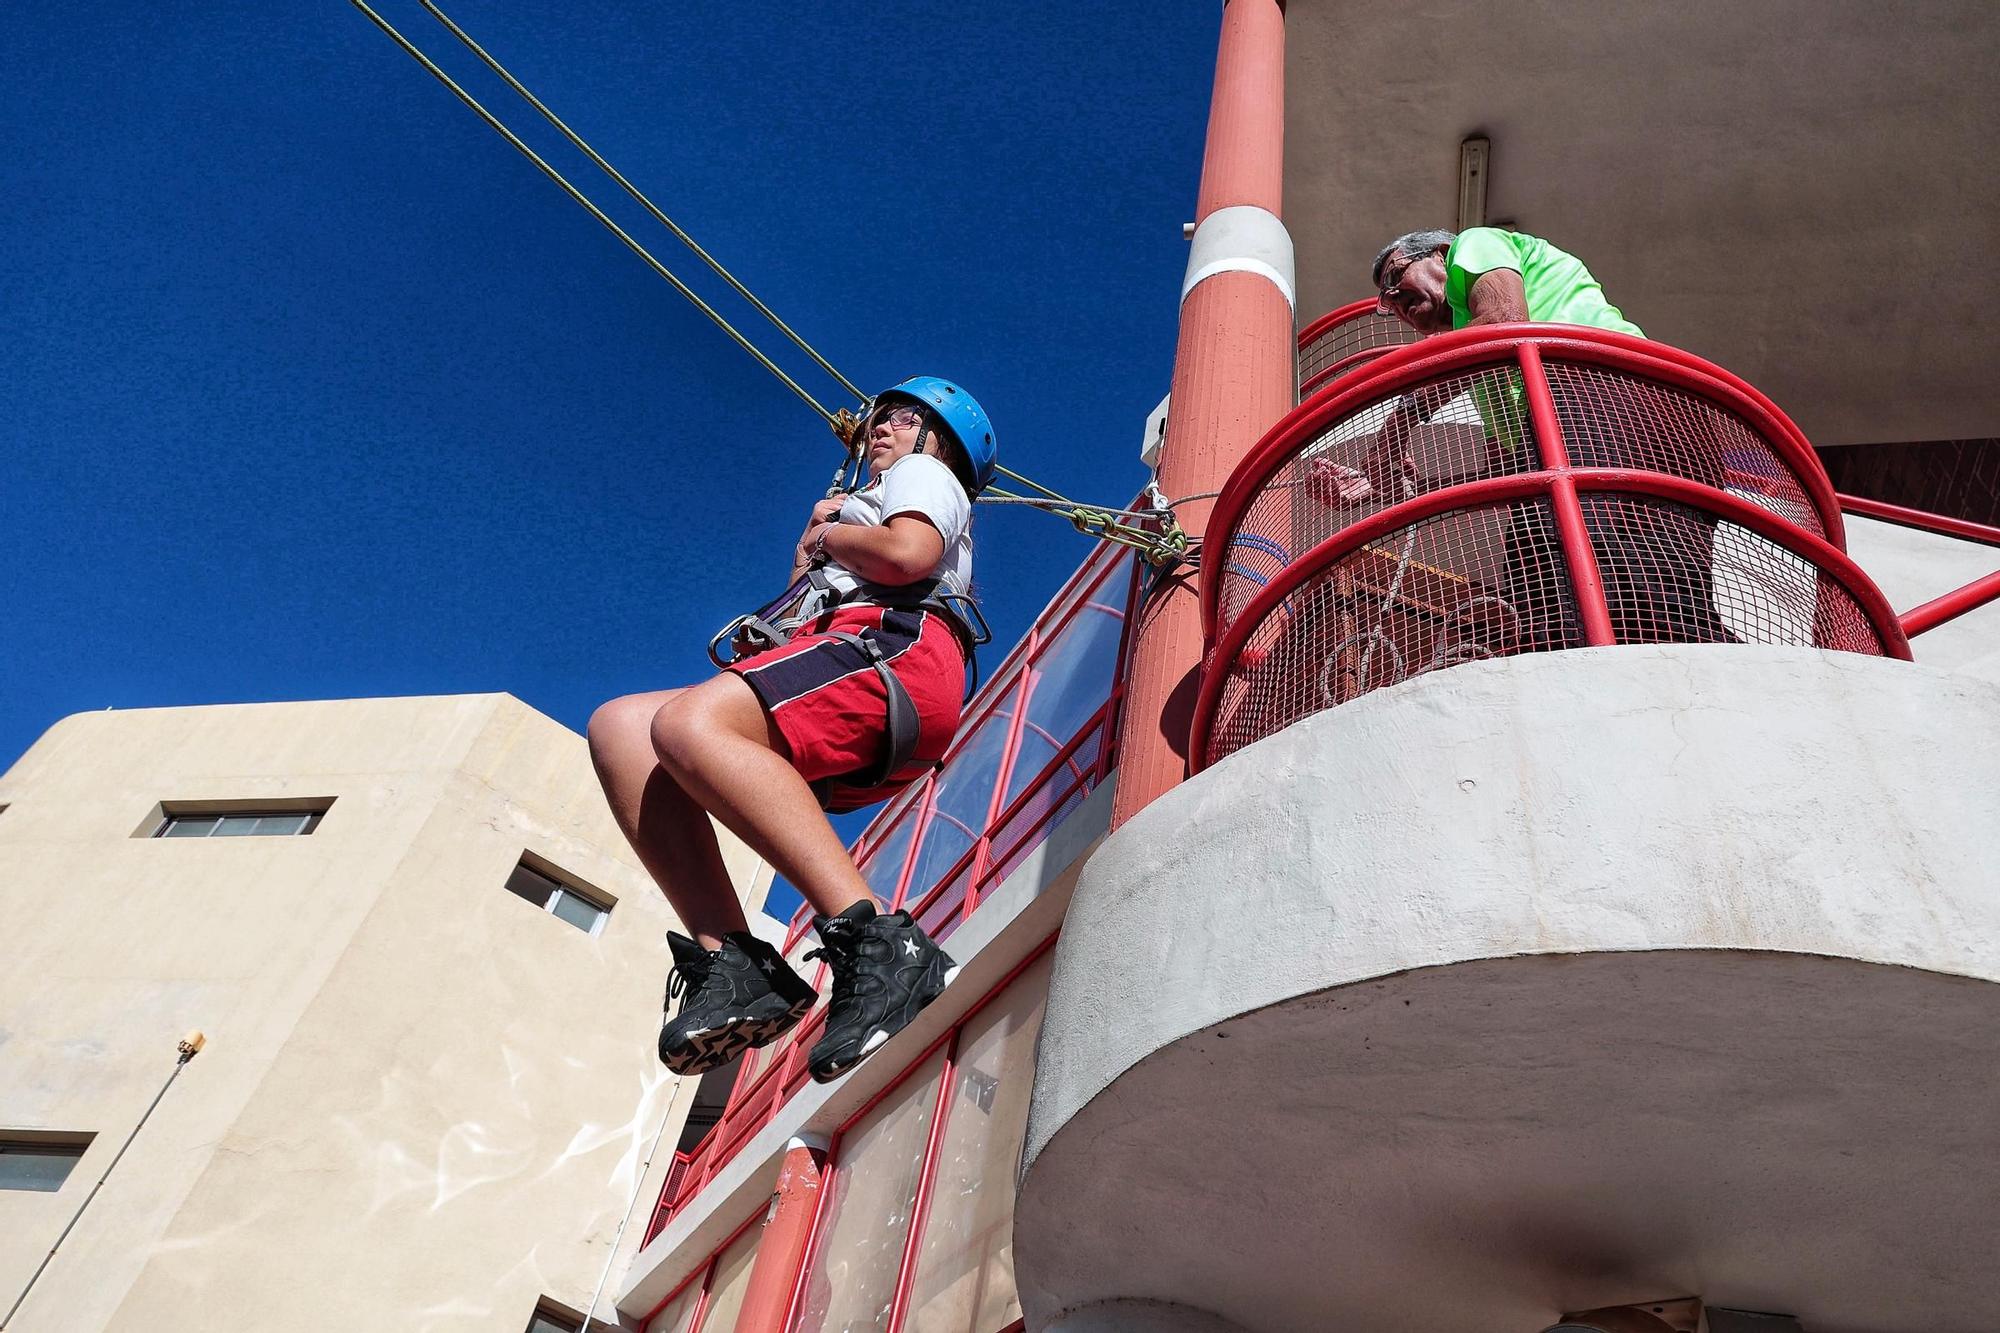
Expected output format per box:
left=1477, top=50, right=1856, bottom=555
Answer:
left=1306, top=458, right=1383, bottom=508
left=1306, top=399, right=1420, bottom=510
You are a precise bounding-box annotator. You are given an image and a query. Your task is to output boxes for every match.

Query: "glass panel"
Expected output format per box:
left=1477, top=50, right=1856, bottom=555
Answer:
left=1002, top=589, right=1128, bottom=807
left=902, top=707, right=1012, bottom=901
left=213, top=816, right=264, bottom=837
left=0, top=1144, right=85, bottom=1193
left=901, top=952, right=1054, bottom=1333
left=857, top=799, right=922, bottom=907
left=788, top=1048, right=948, bottom=1333
left=161, top=816, right=215, bottom=838
left=691, top=1219, right=761, bottom=1333
left=504, top=863, right=558, bottom=908
left=252, top=813, right=310, bottom=835
left=645, top=1278, right=703, bottom=1333
left=549, top=890, right=606, bottom=934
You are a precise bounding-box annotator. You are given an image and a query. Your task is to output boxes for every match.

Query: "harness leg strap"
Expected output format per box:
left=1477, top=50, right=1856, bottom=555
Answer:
left=822, top=630, right=925, bottom=792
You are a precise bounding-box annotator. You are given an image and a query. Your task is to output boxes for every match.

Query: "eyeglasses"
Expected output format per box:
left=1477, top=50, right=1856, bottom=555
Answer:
left=869, top=403, right=927, bottom=432
left=1376, top=255, right=1425, bottom=314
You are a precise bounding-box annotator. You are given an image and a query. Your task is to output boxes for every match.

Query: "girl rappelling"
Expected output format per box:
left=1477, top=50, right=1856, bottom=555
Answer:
left=587, top=381, right=996, bottom=1081
left=348, top=0, right=1180, bottom=1083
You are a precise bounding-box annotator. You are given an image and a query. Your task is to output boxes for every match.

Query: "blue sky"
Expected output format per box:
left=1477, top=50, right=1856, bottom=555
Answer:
left=2, top=2, right=1216, bottom=909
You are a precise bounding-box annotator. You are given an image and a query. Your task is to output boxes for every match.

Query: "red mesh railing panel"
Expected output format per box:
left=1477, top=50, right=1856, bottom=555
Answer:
left=1197, top=319, right=1908, bottom=771
left=1213, top=362, right=1541, bottom=639
left=1204, top=500, right=1580, bottom=761
left=1298, top=300, right=1423, bottom=395
left=1542, top=360, right=1823, bottom=535
left=1579, top=494, right=1885, bottom=652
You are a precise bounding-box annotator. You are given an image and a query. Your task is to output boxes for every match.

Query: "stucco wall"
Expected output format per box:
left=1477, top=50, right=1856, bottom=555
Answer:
left=0, top=695, right=763, bottom=1332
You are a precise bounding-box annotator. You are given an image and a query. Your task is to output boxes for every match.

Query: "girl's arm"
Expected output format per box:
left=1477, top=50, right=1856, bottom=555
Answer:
left=813, top=514, right=946, bottom=586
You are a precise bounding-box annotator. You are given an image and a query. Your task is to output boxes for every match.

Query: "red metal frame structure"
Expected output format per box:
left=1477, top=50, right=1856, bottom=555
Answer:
left=1192, top=322, right=1911, bottom=772
left=641, top=542, right=1142, bottom=1244
left=641, top=941, right=1057, bottom=1331
left=774, top=937, right=1060, bottom=1333
left=639, top=1207, right=765, bottom=1333
left=1836, top=493, right=2000, bottom=637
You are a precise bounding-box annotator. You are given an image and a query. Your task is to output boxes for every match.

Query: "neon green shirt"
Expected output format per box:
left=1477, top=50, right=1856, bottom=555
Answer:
left=1445, top=228, right=1643, bottom=337
left=1444, top=229, right=1640, bottom=449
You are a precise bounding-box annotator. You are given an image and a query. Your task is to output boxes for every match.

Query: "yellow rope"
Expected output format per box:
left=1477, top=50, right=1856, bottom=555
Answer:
left=413, top=0, right=867, bottom=407
left=348, top=0, right=843, bottom=426
left=350, top=2, right=1193, bottom=568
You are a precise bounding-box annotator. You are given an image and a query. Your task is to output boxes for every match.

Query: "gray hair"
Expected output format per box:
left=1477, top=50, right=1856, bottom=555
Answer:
left=1371, top=229, right=1457, bottom=286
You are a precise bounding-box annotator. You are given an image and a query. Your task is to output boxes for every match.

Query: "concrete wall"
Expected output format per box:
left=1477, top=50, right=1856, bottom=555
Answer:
left=0, top=696, right=766, bottom=1332
left=1018, top=648, right=2000, bottom=1332
left=1283, top=0, right=2000, bottom=448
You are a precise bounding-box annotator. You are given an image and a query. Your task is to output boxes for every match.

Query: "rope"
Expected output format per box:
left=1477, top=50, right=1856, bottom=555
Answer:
left=350, top=2, right=1191, bottom=566
left=412, top=0, right=867, bottom=407
left=980, top=488, right=1191, bottom=566
left=348, top=0, right=844, bottom=427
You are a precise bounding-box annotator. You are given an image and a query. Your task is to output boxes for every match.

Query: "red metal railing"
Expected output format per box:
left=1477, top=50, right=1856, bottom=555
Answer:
left=1836, top=493, right=2000, bottom=637
left=1296, top=299, right=1422, bottom=397
left=641, top=542, right=1141, bottom=1243
left=1194, top=322, right=1908, bottom=771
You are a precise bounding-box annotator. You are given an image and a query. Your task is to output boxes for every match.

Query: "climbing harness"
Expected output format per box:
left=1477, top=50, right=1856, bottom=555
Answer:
left=707, top=569, right=993, bottom=811
left=707, top=569, right=992, bottom=675
left=348, top=0, right=1195, bottom=570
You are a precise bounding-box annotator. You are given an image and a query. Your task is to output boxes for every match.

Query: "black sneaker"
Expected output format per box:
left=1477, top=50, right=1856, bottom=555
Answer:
left=658, top=931, right=818, bottom=1076
left=805, top=900, right=957, bottom=1083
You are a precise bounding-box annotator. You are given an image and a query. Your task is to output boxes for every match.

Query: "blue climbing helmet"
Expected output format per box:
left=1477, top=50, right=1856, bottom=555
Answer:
left=873, top=375, right=998, bottom=495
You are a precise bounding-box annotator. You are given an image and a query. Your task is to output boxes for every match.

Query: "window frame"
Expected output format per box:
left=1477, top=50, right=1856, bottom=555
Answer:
left=521, top=1301, right=585, bottom=1333
left=503, top=855, right=615, bottom=938
left=640, top=1207, right=767, bottom=1332
left=0, top=1132, right=95, bottom=1194
left=777, top=935, right=1060, bottom=1333
left=139, top=798, right=334, bottom=839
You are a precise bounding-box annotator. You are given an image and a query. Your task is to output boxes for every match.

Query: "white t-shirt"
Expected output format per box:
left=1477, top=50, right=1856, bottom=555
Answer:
left=821, top=453, right=973, bottom=598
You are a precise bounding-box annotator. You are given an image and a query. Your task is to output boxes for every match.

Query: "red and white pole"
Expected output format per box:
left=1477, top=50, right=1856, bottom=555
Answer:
left=1112, top=0, right=1294, bottom=828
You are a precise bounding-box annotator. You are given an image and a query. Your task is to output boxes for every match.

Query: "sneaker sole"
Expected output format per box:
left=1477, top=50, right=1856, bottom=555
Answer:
left=809, top=964, right=958, bottom=1083
left=662, top=995, right=817, bottom=1077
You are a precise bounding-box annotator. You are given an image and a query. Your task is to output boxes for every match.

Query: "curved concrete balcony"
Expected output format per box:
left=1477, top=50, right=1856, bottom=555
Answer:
left=1016, top=647, right=2000, bottom=1332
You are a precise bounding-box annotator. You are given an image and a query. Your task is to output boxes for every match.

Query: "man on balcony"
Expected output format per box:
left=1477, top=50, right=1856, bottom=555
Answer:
left=1329, top=226, right=1737, bottom=650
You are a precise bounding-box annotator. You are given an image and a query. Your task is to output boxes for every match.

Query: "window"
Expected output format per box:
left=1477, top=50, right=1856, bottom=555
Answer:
left=0, top=1136, right=93, bottom=1193
left=778, top=948, right=1054, bottom=1333
left=644, top=1211, right=765, bottom=1333
left=901, top=951, right=1053, bottom=1332
left=523, top=1307, right=581, bottom=1333
left=154, top=810, right=324, bottom=838
left=504, top=859, right=612, bottom=935
left=788, top=1048, right=950, bottom=1332
left=688, top=1218, right=762, bottom=1332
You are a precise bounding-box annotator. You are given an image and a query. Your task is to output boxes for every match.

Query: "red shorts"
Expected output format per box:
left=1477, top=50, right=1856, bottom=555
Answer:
left=729, top=605, right=966, bottom=811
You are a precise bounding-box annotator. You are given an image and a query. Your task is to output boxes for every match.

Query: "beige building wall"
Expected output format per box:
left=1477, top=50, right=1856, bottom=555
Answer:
left=0, top=694, right=769, bottom=1333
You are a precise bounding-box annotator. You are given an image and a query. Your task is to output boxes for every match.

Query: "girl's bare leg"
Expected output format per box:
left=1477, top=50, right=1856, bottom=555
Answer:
left=647, top=674, right=876, bottom=924
left=586, top=689, right=752, bottom=950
